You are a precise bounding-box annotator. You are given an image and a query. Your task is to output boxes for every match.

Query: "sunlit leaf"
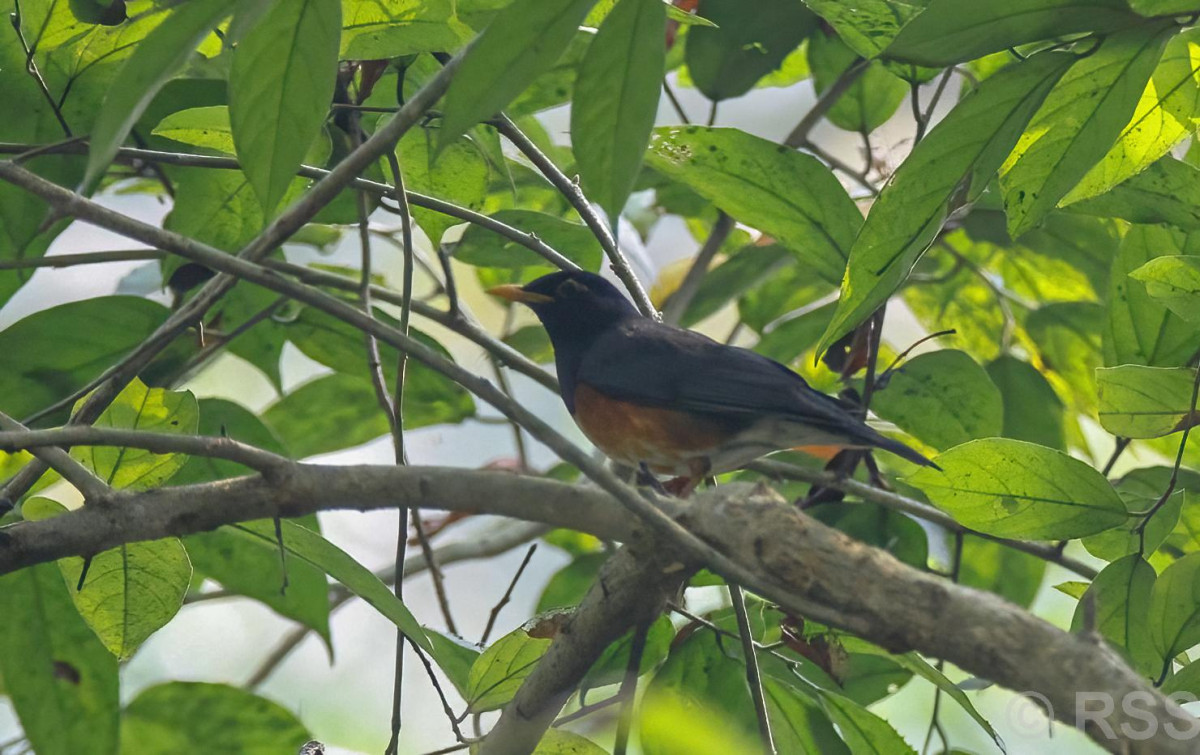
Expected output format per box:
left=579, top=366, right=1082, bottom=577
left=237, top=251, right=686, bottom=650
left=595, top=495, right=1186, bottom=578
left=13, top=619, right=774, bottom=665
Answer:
left=909, top=438, right=1127, bottom=539
left=340, top=0, right=471, bottom=59
left=999, top=23, right=1175, bottom=236
left=1130, top=254, right=1200, bottom=324
left=1098, top=365, right=1199, bottom=438
left=818, top=52, right=1072, bottom=353
left=1069, top=156, right=1200, bottom=230
left=1071, top=555, right=1160, bottom=678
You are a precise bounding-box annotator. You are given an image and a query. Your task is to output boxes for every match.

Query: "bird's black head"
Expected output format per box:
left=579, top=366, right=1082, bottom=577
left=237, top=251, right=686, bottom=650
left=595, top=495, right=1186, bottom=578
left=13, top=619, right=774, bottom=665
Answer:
left=489, top=271, right=639, bottom=349
left=489, top=271, right=640, bottom=405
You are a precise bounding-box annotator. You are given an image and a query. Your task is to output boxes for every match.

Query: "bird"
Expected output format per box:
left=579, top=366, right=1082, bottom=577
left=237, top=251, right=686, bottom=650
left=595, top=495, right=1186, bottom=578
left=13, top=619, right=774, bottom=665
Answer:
left=489, top=271, right=935, bottom=495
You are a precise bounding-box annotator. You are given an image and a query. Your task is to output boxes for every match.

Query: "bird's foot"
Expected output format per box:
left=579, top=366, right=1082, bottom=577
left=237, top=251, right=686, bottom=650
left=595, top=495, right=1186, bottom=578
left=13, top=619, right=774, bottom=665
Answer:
left=637, top=463, right=669, bottom=495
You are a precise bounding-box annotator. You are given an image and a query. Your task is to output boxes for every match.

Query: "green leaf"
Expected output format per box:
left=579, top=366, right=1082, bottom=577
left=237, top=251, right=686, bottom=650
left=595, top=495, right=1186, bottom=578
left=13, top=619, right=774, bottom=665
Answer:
left=152, top=105, right=236, bottom=154
left=340, top=0, right=471, bottom=59
left=0, top=297, right=168, bottom=420
left=813, top=502, right=928, bottom=569
left=257, top=519, right=434, bottom=655
left=425, top=629, right=481, bottom=698
left=1131, top=0, right=1200, bottom=12
left=1104, top=225, right=1200, bottom=367
left=1073, top=555, right=1161, bottom=678
left=439, top=0, right=598, bottom=146
left=1069, top=156, right=1200, bottom=230
left=648, top=126, right=863, bottom=283
left=817, top=52, right=1072, bottom=354
left=986, top=355, right=1066, bottom=450
left=1027, top=300, right=1105, bottom=409
left=467, top=620, right=557, bottom=711
left=684, top=0, right=816, bottom=101
left=752, top=303, right=836, bottom=366
left=120, top=682, right=310, bottom=754
left=808, top=32, right=908, bottom=133
left=872, top=350, right=1003, bottom=451
left=641, top=690, right=767, bottom=755
left=959, top=536, right=1046, bottom=608
left=454, top=209, right=604, bottom=270
left=581, top=615, right=673, bottom=696
left=537, top=553, right=608, bottom=612
left=1082, top=471, right=1183, bottom=562
left=884, top=0, right=1140, bottom=66
left=1098, top=366, right=1199, bottom=438
left=679, top=244, right=792, bottom=327
left=0, top=562, right=119, bottom=755
left=25, top=498, right=192, bottom=660
left=71, top=378, right=199, bottom=490
left=534, top=730, right=608, bottom=754
left=909, top=438, right=1127, bottom=539
left=999, top=24, right=1175, bottom=236
left=1149, top=551, right=1200, bottom=660
left=229, top=0, right=342, bottom=214
left=397, top=125, right=491, bottom=245
left=1165, top=658, right=1200, bottom=697
left=572, top=0, right=666, bottom=222
left=803, top=0, right=927, bottom=59
left=1131, top=254, right=1200, bottom=324
left=264, top=373, right=392, bottom=458
left=185, top=519, right=332, bottom=648
left=84, top=0, right=237, bottom=189
left=812, top=686, right=916, bottom=754
left=1063, top=27, right=1200, bottom=203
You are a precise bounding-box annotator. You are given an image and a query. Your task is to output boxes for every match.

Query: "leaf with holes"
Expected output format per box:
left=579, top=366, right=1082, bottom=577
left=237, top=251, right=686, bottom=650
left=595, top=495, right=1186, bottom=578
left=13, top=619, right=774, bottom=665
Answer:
left=649, top=126, right=862, bottom=283
left=999, top=24, right=1175, bottom=236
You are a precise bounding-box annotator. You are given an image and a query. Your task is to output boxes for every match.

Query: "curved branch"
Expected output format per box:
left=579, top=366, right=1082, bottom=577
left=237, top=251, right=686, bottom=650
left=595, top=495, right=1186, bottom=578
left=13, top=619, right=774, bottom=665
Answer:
left=0, top=412, right=109, bottom=502
left=0, top=428, right=290, bottom=473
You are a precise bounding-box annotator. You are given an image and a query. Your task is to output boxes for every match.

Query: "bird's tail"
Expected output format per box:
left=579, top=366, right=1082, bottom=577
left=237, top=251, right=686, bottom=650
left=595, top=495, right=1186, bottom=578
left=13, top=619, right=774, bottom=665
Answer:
left=853, top=426, right=940, bottom=469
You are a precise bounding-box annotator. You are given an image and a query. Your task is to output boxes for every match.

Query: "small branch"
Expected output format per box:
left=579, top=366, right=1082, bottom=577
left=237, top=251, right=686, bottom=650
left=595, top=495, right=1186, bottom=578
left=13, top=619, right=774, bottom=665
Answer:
left=613, top=621, right=650, bottom=755
left=12, top=0, right=72, bottom=138
left=730, top=584, right=776, bottom=755
left=750, top=459, right=1098, bottom=579
left=662, top=80, right=690, bottom=123
left=784, top=58, right=869, bottom=148
left=0, top=412, right=109, bottom=502
left=1102, top=437, right=1132, bottom=476
left=1134, top=365, right=1200, bottom=551
left=481, top=544, right=537, bottom=645
left=413, top=515, right=458, bottom=635
left=0, top=249, right=161, bottom=270
left=0, top=427, right=290, bottom=474
left=490, top=115, right=656, bottom=318
left=412, top=644, right=472, bottom=744
left=478, top=544, right=691, bottom=755
left=661, top=212, right=734, bottom=326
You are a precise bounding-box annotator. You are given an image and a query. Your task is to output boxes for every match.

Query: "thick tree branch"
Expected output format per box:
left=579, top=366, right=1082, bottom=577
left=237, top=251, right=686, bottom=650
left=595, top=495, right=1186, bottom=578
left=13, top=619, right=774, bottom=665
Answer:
left=0, top=468, right=1185, bottom=754
left=0, top=413, right=109, bottom=502
left=478, top=542, right=690, bottom=755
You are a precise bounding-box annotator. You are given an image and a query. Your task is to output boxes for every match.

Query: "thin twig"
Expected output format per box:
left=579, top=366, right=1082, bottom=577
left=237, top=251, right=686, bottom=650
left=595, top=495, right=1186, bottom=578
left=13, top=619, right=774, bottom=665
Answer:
left=490, top=115, right=656, bottom=318
left=481, top=544, right=537, bottom=645
left=1103, top=437, right=1132, bottom=476
left=0, top=412, right=109, bottom=502
left=413, top=515, right=458, bottom=635
left=12, top=0, right=72, bottom=137
left=412, top=644, right=472, bottom=744
left=784, top=58, right=869, bottom=148
left=663, top=80, right=690, bottom=123
left=1134, top=365, right=1200, bottom=552
left=922, top=532, right=963, bottom=754
left=0, top=248, right=162, bottom=270
left=553, top=692, right=624, bottom=726
left=730, top=584, right=776, bottom=755
left=662, top=212, right=734, bottom=326
left=750, top=459, right=1098, bottom=579
left=613, top=621, right=650, bottom=755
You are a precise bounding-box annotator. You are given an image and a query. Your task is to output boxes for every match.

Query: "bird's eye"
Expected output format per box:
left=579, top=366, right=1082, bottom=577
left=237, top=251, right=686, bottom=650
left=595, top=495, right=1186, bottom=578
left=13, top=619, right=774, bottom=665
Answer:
left=556, top=279, right=588, bottom=297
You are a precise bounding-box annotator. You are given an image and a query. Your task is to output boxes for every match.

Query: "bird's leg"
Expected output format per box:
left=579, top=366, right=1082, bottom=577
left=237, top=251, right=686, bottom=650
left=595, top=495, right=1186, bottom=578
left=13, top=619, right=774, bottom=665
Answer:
left=862, top=452, right=891, bottom=491
left=663, top=458, right=712, bottom=498
left=637, top=462, right=669, bottom=495
left=798, top=449, right=861, bottom=508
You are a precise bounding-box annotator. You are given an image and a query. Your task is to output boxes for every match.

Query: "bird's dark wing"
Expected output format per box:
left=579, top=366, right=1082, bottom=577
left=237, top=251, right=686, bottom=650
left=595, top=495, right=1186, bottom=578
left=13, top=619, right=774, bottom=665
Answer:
left=576, top=319, right=861, bottom=435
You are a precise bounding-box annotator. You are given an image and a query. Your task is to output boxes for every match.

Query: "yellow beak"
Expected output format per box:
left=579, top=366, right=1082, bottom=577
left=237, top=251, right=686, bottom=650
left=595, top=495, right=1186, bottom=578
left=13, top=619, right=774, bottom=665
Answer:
left=487, top=284, right=553, bottom=304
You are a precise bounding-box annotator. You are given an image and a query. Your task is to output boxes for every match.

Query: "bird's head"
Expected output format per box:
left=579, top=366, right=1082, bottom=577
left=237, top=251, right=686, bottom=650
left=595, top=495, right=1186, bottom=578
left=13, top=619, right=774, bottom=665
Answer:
left=488, top=271, right=639, bottom=348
